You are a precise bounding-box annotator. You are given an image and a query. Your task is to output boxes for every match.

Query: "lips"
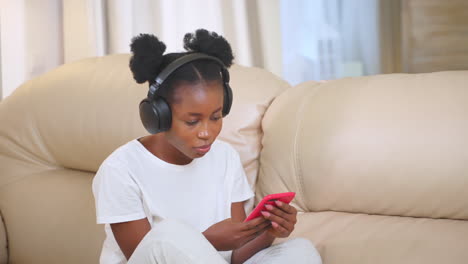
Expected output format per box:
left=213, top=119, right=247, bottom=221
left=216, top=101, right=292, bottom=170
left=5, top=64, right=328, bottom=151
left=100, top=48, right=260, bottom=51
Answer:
left=194, top=144, right=211, bottom=154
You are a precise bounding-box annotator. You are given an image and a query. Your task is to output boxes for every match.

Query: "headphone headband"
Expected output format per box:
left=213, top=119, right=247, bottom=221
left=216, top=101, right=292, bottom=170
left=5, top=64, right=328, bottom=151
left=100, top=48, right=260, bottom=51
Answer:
left=148, top=53, right=227, bottom=98
left=140, top=52, right=233, bottom=134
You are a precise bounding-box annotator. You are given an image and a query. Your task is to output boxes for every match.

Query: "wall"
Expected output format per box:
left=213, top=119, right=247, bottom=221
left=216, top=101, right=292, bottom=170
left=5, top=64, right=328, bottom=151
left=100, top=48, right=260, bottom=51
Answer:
left=402, top=0, right=468, bottom=73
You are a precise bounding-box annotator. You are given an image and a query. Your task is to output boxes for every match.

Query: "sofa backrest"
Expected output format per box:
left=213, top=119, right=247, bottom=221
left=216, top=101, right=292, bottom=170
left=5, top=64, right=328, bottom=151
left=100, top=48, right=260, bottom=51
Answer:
left=258, top=71, right=468, bottom=220
left=0, top=54, right=289, bottom=189
left=0, top=54, right=290, bottom=264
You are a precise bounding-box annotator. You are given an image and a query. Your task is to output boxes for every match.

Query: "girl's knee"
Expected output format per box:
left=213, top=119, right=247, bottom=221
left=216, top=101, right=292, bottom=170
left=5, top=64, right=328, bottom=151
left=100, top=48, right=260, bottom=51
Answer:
left=286, top=238, right=315, bottom=249
left=284, top=238, right=322, bottom=263
left=153, top=219, right=198, bottom=234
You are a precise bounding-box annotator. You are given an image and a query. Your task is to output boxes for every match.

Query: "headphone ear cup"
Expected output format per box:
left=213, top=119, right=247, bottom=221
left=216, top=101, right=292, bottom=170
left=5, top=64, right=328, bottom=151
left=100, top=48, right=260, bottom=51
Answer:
left=139, top=97, right=172, bottom=134
left=222, top=83, right=233, bottom=117
left=139, top=99, right=158, bottom=134
left=153, top=96, right=172, bottom=132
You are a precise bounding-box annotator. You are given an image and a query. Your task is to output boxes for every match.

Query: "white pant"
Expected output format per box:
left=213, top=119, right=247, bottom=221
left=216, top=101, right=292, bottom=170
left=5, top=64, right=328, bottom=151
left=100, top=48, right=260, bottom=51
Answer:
left=128, top=219, right=322, bottom=264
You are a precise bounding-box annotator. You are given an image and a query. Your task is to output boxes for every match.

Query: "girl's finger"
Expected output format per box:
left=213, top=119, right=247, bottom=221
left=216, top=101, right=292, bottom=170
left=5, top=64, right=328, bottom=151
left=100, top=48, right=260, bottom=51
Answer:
left=264, top=204, right=288, bottom=219
left=242, top=216, right=268, bottom=231
left=271, top=221, right=289, bottom=236
left=261, top=210, right=293, bottom=232
left=243, top=220, right=271, bottom=236
left=274, top=200, right=297, bottom=215
left=245, top=223, right=271, bottom=242
left=265, top=204, right=296, bottom=225
left=244, top=233, right=258, bottom=245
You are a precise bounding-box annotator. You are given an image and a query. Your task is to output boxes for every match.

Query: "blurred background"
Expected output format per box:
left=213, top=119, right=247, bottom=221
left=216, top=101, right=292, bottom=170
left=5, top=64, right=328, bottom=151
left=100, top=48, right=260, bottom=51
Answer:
left=1, top=0, right=467, bottom=99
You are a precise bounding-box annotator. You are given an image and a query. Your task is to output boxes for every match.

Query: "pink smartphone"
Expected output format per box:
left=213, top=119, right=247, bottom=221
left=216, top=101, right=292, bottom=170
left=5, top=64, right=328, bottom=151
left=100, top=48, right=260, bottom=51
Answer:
left=244, top=192, right=296, bottom=222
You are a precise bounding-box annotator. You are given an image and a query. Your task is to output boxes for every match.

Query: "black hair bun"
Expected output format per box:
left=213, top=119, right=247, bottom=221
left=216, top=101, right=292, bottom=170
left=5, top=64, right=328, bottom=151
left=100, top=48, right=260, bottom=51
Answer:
left=129, top=34, right=166, bottom=84
left=183, top=29, right=234, bottom=67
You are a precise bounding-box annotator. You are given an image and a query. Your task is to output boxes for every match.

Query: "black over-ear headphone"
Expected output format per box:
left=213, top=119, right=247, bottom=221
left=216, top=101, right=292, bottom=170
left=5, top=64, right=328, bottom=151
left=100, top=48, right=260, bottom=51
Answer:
left=139, top=53, right=233, bottom=134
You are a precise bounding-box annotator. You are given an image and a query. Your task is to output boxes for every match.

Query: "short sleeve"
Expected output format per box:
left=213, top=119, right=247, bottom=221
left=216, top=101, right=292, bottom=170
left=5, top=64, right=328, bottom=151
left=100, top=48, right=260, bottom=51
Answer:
left=230, top=150, right=254, bottom=203
left=92, top=163, right=146, bottom=224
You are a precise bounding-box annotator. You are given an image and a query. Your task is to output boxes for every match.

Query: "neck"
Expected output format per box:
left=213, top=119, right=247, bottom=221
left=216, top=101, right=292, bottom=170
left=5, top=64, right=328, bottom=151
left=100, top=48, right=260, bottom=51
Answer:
left=139, top=134, right=192, bottom=165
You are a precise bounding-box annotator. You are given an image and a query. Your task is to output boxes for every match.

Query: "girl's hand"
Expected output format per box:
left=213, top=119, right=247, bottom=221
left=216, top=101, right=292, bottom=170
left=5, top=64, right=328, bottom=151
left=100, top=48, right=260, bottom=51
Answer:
left=203, top=217, right=270, bottom=251
left=261, top=200, right=297, bottom=238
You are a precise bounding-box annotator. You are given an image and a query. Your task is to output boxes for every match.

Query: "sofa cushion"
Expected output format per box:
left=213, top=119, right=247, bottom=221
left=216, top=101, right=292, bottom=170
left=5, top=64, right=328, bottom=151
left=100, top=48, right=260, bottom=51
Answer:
left=218, top=65, right=290, bottom=195
left=0, top=169, right=103, bottom=264
left=0, top=55, right=289, bottom=190
left=0, top=55, right=143, bottom=174
left=259, top=71, right=468, bottom=220
left=0, top=54, right=289, bottom=263
left=277, top=211, right=468, bottom=264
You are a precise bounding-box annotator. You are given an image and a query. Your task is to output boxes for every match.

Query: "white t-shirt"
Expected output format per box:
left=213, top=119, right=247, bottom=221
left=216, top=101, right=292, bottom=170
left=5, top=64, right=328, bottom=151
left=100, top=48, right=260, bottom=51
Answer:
left=92, top=139, right=254, bottom=264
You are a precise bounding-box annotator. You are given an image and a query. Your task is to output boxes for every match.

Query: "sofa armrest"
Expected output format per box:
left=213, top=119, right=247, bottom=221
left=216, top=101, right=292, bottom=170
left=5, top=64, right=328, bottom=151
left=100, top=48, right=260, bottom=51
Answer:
left=0, top=211, right=7, bottom=264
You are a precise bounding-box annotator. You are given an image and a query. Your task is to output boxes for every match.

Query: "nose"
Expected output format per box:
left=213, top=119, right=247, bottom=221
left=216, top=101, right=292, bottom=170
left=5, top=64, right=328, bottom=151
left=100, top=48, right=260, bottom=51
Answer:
left=197, top=122, right=210, bottom=140
left=198, top=130, right=209, bottom=139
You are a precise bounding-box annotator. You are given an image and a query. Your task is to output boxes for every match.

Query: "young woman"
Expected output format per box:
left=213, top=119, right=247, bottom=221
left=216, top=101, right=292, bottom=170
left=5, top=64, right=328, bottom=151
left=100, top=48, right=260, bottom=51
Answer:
left=92, top=29, right=322, bottom=264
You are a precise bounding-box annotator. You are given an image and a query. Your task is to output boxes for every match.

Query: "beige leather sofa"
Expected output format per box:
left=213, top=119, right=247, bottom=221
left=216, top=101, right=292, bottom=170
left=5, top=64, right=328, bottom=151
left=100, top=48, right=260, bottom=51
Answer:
left=0, top=54, right=467, bottom=264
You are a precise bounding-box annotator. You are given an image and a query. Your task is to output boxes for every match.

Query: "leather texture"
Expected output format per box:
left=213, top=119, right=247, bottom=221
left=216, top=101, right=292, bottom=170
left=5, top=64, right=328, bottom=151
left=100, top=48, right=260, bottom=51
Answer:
left=0, top=169, right=103, bottom=264
left=218, top=64, right=291, bottom=193
left=0, top=54, right=288, bottom=263
left=276, top=211, right=468, bottom=264
left=1, top=53, right=467, bottom=263
left=259, top=72, right=468, bottom=220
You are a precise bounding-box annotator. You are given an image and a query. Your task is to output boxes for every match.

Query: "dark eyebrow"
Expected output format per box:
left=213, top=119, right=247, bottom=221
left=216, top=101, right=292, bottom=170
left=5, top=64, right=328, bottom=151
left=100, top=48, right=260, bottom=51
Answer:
left=188, top=107, right=222, bottom=116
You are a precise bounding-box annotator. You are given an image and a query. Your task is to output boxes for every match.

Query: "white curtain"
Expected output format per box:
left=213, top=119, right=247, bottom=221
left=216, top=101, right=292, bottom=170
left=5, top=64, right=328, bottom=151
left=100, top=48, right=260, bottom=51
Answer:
left=280, top=0, right=383, bottom=85
left=1, top=0, right=399, bottom=98
left=0, top=0, right=282, bottom=99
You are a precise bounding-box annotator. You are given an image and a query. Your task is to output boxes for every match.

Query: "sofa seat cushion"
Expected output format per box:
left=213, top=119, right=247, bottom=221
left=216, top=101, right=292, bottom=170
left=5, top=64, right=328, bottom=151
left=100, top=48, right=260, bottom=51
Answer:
left=277, top=211, right=468, bottom=264
left=0, top=169, right=103, bottom=264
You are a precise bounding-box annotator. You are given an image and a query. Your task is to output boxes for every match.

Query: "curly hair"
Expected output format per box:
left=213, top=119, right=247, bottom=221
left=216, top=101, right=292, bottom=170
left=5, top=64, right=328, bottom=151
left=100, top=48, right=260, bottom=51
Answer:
left=129, top=29, right=234, bottom=102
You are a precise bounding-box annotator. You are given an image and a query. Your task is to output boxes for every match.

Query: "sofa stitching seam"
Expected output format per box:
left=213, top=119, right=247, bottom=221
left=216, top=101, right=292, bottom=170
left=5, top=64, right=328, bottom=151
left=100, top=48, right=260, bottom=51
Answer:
left=293, top=85, right=321, bottom=211
left=0, top=209, right=9, bottom=264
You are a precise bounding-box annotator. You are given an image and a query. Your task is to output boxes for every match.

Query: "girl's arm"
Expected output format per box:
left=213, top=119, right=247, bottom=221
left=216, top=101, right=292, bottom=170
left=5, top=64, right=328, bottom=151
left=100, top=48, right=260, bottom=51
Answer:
left=230, top=202, right=275, bottom=264
left=110, top=218, right=151, bottom=260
